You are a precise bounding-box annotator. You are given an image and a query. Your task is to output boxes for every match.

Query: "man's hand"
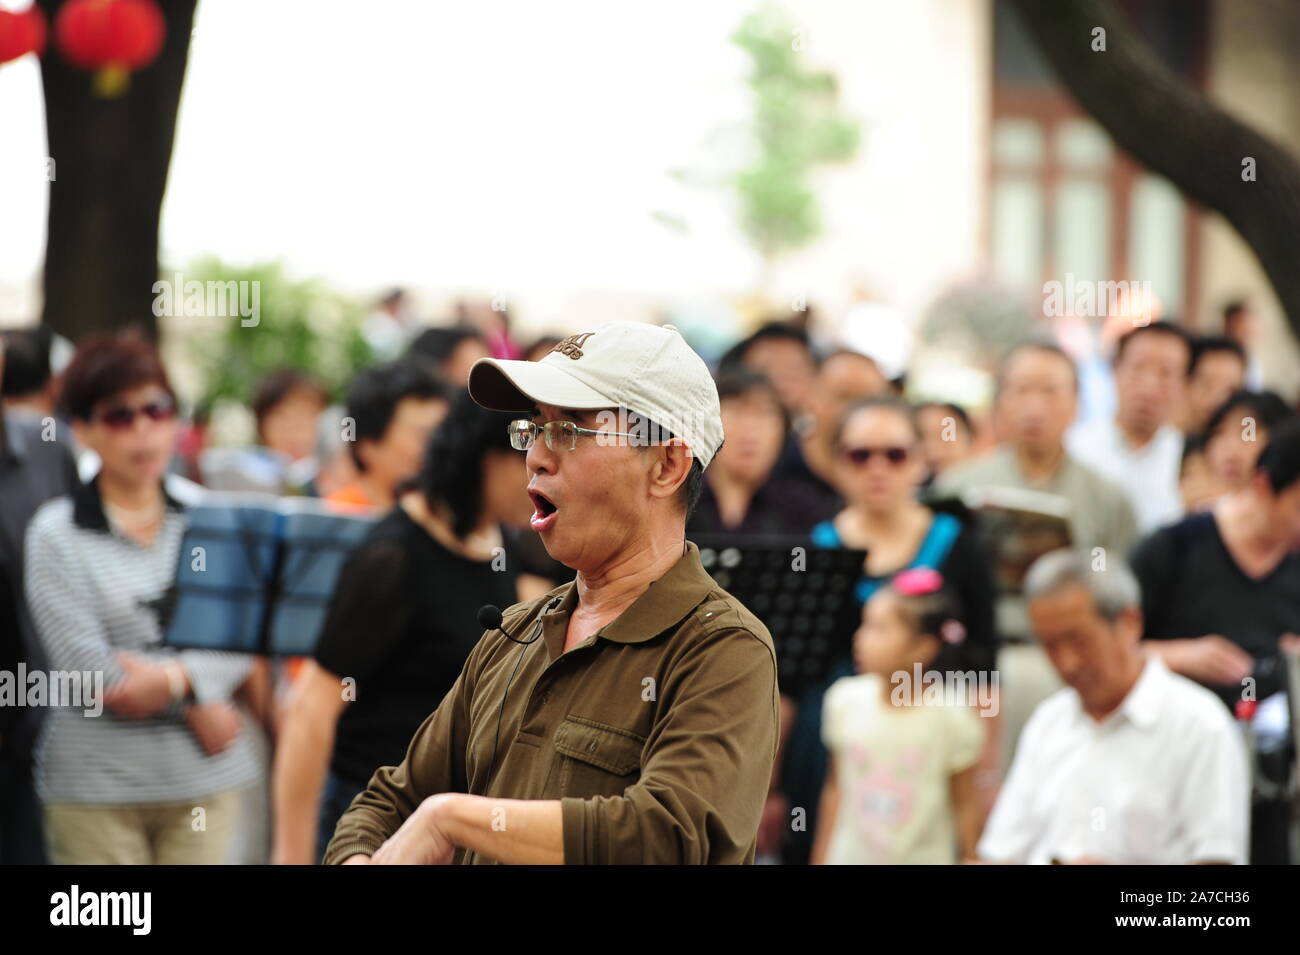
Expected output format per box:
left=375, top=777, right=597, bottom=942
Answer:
left=370, top=793, right=457, bottom=865
left=1155, top=636, right=1253, bottom=686
left=103, top=653, right=176, bottom=718
left=341, top=854, right=372, bottom=864
left=185, top=701, right=243, bottom=755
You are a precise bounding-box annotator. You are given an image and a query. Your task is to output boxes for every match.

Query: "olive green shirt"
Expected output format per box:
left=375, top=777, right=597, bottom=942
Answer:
left=323, top=540, right=779, bottom=865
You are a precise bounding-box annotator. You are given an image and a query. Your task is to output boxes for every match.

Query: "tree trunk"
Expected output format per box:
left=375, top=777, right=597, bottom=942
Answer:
left=1008, top=0, right=1300, bottom=336
left=37, top=0, right=197, bottom=342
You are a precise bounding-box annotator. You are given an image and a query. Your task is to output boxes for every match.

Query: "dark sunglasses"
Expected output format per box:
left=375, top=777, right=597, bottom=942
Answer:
left=95, top=396, right=176, bottom=430
left=843, top=445, right=910, bottom=466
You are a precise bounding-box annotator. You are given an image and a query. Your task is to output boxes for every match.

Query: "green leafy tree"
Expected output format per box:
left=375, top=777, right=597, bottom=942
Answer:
left=184, top=258, right=374, bottom=411
left=730, top=6, right=860, bottom=277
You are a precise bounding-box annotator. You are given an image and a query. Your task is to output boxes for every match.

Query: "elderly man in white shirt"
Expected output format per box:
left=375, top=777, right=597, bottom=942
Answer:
left=978, top=549, right=1249, bottom=865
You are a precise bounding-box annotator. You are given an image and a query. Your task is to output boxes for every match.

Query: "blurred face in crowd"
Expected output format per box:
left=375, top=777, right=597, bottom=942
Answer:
left=743, top=338, right=817, bottom=415
left=443, top=338, right=492, bottom=389
left=358, top=396, right=446, bottom=491
left=480, top=448, right=536, bottom=529
left=1179, top=446, right=1219, bottom=512
left=1251, top=471, right=1300, bottom=550
left=996, top=348, right=1077, bottom=454
left=260, top=385, right=328, bottom=462
left=1224, top=308, right=1257, bottom=348
left=815, top=352, right=890, bottom=433
left=714, top=386, right=785, bottom=487
left=853, top=590, right=936, bottom=679
left=1204, top=405, right=1270, bottom=492
left=1029, top=583, right=1141, bottom=712
left=1185, top=351, right=1245, bottom=434
left=917, top=405, right=973, bottom=477
left=834, top=405, right=924, bottom=513
left=522, top=402, right=687, bottom=572
left=1114, top=332, right=1190, bottom=439
left=73, top=383, right=178, bottom=489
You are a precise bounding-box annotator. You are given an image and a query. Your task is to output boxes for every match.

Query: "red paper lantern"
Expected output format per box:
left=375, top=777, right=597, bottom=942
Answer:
left=0, top=6, right=47, bottom=65
left=55, top=0, right=166, bottom=95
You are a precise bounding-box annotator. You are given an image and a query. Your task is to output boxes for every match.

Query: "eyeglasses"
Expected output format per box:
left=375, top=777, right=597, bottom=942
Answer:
left=508, top=418, right=640, bottom=452
left=843, top=445, right=910, bottom=467
left=95, top=395, right=176, bottom=430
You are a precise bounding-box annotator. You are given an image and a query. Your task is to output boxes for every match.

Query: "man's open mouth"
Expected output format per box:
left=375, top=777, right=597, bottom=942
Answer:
left=529, top=489, right=559, bottom=531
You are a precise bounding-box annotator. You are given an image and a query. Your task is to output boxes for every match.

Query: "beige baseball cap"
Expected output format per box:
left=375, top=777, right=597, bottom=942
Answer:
left=468, top=321, right=724, bottom=468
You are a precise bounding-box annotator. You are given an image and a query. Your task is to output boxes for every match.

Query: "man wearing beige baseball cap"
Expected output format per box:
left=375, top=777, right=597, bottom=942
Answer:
left=325, top=321, right=779, bottom=865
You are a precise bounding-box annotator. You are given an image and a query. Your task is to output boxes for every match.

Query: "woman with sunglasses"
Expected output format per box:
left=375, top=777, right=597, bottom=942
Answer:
left=23, top=335, right=261, bottom=864
left=778, top=395, right=996, bottom=864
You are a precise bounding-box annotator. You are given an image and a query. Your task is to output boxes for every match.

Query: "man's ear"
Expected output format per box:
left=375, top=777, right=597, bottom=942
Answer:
left=1115, top=605, right=1143, bottom=645
left=1249, top=468, right=1272, bottom=500
left=648, top=438, right=692, bottom=502
left=353, top=438, right=374, bottom=473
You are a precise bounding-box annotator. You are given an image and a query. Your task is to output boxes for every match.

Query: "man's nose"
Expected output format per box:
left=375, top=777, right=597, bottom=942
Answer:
left=526, top=436, right=558, bottom=473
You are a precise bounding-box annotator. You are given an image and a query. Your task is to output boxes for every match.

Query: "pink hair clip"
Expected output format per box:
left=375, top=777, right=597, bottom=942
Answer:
left=892, top=567, right=944, bottom=597
left=940, top=620, right=967, bottom=645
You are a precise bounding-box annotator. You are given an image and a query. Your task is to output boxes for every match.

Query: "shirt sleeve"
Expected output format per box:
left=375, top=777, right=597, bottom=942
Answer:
left=820, top=678, right=847, bottom=750
left=1129, top=526, right=1177, bottom=640
left=559, top=625, right=779, bottom=864
left=1104, top=489, right=1139, bottom=561
left=177, top=649, right=255, bottom=704
left=1169, top=706, right=1250, bottom=864
left=321, top=631, right=484, bottom=864
left=24, top=511, right=126, bottom=688
left=312, top=537, right=414, bottom=683
left=977, top=704, right=1049, bottom=863
left=941, top=523, right=998, bottom=674
left=946, top=704, right=985, bottom=775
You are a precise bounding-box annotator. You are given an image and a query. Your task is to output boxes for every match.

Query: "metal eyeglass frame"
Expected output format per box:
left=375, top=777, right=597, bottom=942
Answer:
left=508, top=418, right=642, bottom=452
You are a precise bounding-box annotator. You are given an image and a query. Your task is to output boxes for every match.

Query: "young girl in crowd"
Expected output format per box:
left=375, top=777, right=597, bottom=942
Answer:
left=811, top=567, right=985, bottom=864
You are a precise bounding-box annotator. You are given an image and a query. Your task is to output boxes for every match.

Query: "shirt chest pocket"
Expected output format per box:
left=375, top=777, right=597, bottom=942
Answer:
left=552, top=716, right=645, bottom=798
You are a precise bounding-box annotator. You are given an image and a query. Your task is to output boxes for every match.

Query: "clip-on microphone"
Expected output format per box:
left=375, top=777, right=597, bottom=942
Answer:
left=479, top=595, right=563, bottom=786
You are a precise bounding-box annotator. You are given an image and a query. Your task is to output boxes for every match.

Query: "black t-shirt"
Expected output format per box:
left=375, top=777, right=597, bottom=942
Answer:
left=688, top=474, right=841, bottom=537
left=313, top=506, right=520, bottom=783
left=1131, top=511, right=1300, bottom=708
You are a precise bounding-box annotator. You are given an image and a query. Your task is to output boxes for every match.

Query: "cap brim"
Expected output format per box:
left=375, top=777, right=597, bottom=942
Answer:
left=468, top=357, right=618, bottom=413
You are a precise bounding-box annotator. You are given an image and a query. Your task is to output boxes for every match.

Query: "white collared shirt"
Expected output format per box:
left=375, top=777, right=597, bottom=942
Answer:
left=978, top=655, right=1249, bottom=865
left=1067, top=417, right=1184, bottom=533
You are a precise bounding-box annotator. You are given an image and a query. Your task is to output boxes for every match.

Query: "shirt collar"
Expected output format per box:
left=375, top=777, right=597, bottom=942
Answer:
left=1116, top=655, right=1166, bottom=730
left=71, top=471, right=185, bottom=533
left=1070, top=654, right=1166, bottom=731
left=581, top=540, right=719, bottom=646
left=999, top=445, right=1066, bottom=488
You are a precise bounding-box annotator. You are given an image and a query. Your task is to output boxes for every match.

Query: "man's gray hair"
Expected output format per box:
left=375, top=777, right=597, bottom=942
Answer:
left=1023, top=548, right=1141, bottom=622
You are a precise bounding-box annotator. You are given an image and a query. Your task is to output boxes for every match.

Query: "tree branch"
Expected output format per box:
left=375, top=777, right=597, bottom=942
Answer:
left=1009, top=0, right=1300, bottom=335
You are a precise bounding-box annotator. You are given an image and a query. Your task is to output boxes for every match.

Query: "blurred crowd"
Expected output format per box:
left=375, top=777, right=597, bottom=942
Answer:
left=1, top=290, right=1298, bottom=865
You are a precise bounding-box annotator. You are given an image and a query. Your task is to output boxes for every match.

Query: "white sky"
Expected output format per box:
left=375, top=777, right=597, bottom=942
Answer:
left=1, top=0, right=761, bottom=317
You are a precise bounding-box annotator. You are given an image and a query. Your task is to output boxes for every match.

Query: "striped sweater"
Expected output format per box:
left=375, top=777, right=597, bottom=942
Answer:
left=22, top=475, right=261, bottom=805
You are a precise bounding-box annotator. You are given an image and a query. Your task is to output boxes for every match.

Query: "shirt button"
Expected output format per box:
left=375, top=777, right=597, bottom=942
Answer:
left=587, top=741, right=598, bottom=753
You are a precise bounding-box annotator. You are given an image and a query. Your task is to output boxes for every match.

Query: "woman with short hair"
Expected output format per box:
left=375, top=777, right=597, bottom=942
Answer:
left=25, top=334, right=261, bottom=864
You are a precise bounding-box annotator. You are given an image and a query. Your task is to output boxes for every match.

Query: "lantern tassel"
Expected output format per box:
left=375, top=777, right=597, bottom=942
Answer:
left=93, top=63, right=130, bottom=97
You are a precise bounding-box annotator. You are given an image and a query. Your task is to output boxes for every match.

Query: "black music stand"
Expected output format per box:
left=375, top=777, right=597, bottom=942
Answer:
left=692, top=533, right=867, bottom=698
